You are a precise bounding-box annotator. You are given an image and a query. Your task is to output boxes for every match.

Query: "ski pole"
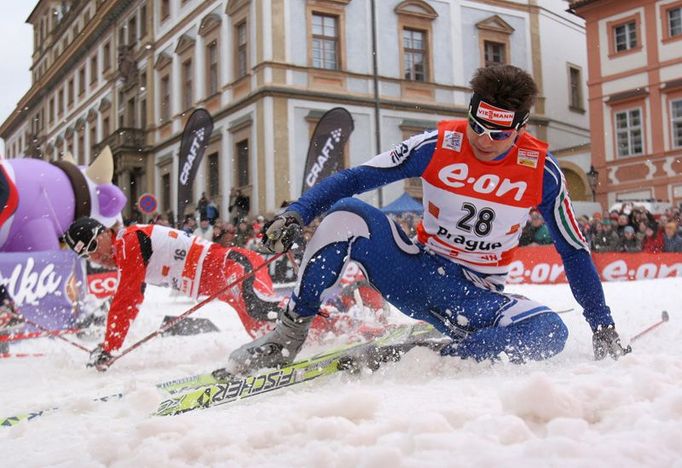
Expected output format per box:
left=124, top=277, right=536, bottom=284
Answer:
left=12, top=313, right=91, bottom=353
left=630, top=310, right=669, bottom=343
left=0, top=328, right=80, bottom=343
left=103, top=251, right=285, bottom=369
left=286, top=250, right=300, bottom=277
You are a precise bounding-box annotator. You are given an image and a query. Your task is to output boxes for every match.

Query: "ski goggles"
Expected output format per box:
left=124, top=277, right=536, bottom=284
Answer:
left=81, top=237, right=99, bottom=258
left=467, top=113, right=516, bottom=141
left=66, top=227, right=103, bottom=259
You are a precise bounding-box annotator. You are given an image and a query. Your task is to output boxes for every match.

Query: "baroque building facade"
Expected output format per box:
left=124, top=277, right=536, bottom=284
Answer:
left=1, top=0, right=594, bottom=220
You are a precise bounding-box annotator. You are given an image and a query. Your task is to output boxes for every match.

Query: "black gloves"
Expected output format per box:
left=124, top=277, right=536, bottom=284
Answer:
left=261, top=211, right=303, bottom=253
left=593, top=325, right=631, bottom=360
left=87, top=344, right=113, bottom=372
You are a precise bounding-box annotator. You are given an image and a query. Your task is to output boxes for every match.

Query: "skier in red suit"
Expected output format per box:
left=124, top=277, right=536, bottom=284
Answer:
left=64, top=217, right=282, bottom=370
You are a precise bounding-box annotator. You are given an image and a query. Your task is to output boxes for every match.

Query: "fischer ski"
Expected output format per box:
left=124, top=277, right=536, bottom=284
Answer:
left=155, top=323, right=421, bottom=394
left=0, top=323, right=444, bottom=427
left=154, top=322, right=444, bottom=416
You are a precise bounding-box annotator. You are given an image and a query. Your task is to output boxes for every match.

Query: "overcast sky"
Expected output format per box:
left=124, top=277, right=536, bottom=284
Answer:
left=0, top=3, right=35, bottom=155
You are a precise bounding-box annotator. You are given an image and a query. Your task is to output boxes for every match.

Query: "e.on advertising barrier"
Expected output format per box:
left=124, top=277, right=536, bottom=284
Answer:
left=86, top=246, right=682, bottom=297
left=507, top=245, right=682, bottom=284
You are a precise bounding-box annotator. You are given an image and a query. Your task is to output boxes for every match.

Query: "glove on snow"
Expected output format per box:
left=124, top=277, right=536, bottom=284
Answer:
left=261, top=211, right=303, bottom=254
left=87, top=344, right=113, bottom=372
left=592, top=325, right=631, bottom=360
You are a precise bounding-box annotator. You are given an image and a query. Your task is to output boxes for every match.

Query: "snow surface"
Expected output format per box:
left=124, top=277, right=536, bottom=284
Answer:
left=1, top=278, right=681, bottom=467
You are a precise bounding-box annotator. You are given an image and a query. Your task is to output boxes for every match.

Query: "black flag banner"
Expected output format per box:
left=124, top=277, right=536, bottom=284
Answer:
left=177, top=108, right=214, bottom=219
left=301, top=107, right=354, bottom=195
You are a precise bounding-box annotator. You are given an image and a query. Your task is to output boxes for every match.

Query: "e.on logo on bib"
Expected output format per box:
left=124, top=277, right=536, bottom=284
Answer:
left=438, top=163, right=528, bottom=201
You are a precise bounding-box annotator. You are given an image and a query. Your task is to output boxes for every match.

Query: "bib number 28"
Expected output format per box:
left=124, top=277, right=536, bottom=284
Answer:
left=456, top=202, right=495, bottom=236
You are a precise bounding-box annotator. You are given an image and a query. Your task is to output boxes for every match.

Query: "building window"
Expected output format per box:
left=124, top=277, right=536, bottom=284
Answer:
left=78, top=66, right=86, bottom=96
left=614, top=21, right=637, bottom=52
left=90, top=55, right=98, bottom=85
left=206, top=40, right=219, bottom=95
left=161, top=0, right=170, bottom=22
left=49, top=97, right=55, bottom=123
left=235, top=21, right=248, bottom=78
left=207, top=153, right=220, bottom=197
left=128, top=15, right=137, bottom=45
left=103, top=116, right=110, bottom=136
left=182, top=59, right=193, bottom=109
left=311, top=13, right=338, bottom=70
left=161, top=173, right=171, bottom=212
left=68, top=78, right=75, bottom=106
left=568, top=65, right=583, bottom=111
left=77, top=132, right=85, bottom=165
left=484, top=40, right=506, bottom=66
left=103, top=42, right=111, bottom=71
left=669, top=7, right=682, bottom=37
left=160, top=74, right=171, bottom=121
left=127, top=97, right=136, bottom=127
left=235, top=139, right=249, bottom=187
left=140, top=98, right=147, bottom=129
left=119, top=26, right=126, bottom=46
left=403, top=28, right=427, bottom=81
left=615, top=108, right=643, bottom=157
left=58, top=88, right=64, bottom=116
left=89, top=124, right=97, bottom=161
left=140, top=5, right=147, bottom=38
left=672, top=99, right=682, bottom=148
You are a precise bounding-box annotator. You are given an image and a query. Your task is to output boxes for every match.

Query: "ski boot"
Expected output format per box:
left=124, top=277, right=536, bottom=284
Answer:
left=214, top=307, right=314, bottom=379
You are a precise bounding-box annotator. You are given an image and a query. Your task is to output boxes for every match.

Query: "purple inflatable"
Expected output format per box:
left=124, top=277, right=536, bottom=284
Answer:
left=0, top=146, right=127, bottom=252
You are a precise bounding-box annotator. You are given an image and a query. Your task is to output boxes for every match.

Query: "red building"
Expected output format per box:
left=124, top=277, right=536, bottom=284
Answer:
left=571, top=0, right=682, bottom=208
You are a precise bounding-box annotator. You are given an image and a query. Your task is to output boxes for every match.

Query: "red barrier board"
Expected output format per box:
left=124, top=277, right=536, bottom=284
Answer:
left=85, top=247, right=682, bottom=295
left=87, top=271, right=118, bottom=298
left=508, top=246, right=682, bottom=284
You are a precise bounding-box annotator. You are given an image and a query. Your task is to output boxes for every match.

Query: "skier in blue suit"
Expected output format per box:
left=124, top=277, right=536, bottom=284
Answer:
left=226, top=65, right=630, bottom=374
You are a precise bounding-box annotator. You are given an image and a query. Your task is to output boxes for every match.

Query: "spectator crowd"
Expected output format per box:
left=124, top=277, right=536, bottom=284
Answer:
left=518, top=205, right=682, bottom=253
left=126, top=190, right=682, bottom=255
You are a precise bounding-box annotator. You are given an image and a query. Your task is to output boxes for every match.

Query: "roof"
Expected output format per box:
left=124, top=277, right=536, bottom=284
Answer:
left=568, top=0, right=600, bottom=9
left=26, top=0, right=49, bottom=24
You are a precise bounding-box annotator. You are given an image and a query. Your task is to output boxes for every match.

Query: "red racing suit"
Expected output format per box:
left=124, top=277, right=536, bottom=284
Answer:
left=102, top=224, right=279, bottom=353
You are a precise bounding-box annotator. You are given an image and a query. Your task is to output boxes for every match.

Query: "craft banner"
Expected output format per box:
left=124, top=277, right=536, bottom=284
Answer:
left=301, top=107, right=354, bottom=195
left=177, top=108, right=214, bottom=218
left=0, top=250, right=85, bottom=335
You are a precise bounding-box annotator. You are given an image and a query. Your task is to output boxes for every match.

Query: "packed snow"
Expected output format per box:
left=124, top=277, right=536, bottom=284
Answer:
left=1, top=277, right=681, bottom=467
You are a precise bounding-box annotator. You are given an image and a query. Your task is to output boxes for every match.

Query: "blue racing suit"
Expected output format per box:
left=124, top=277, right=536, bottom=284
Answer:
left=283, top=126, right=614, bottom=362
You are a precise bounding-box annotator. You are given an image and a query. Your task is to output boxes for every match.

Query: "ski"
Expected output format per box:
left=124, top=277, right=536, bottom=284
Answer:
left=154, top=322, right=444, bottom=416
left=0, top=393, right=123, bottom=428
left=155, top=323, right=422, bottom=394
left=0, top=323, right=442, bottom=427
left=0, top=352, right=46, bottom=359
